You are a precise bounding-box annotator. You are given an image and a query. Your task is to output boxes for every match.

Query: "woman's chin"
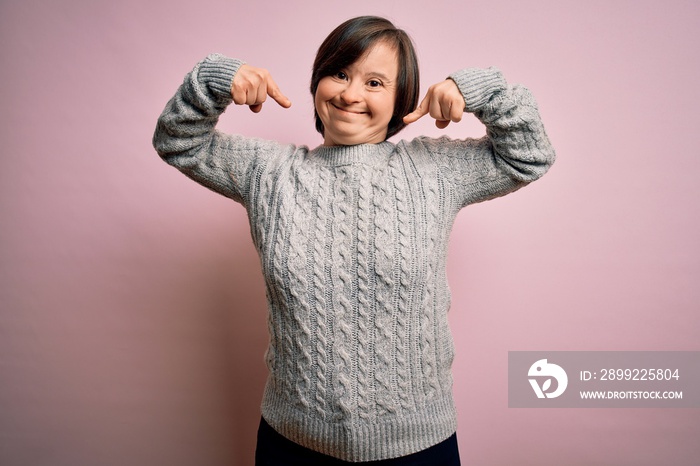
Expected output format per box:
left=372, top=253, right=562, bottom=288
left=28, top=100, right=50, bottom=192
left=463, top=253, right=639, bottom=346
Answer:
left=323, top=130, right=386, bottom=146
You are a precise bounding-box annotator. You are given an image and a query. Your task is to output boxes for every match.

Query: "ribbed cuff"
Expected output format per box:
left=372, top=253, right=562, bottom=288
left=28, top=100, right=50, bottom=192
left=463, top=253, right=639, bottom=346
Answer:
left=198, top=53, right=245, bottom=103
left=449, top=67, right=507, bottom=113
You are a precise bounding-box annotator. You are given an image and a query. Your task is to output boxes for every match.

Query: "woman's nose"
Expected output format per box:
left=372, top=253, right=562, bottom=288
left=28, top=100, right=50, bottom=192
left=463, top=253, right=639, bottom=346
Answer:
left=340, top=82, right=362, bottom=103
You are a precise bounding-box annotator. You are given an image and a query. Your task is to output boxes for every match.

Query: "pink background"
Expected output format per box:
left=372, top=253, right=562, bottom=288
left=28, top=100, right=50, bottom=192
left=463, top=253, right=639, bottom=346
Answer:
left=2, top=0, right=699, bottom=464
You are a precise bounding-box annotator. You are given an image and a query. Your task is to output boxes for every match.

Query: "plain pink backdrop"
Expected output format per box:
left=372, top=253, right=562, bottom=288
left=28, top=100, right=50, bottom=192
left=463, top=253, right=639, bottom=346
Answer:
left=1, top=0, right=699, bottom=465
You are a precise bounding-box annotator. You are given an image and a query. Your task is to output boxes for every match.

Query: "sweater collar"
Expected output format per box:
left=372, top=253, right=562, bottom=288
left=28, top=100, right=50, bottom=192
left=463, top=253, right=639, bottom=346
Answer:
left=307, top=141, right=395, bottom=167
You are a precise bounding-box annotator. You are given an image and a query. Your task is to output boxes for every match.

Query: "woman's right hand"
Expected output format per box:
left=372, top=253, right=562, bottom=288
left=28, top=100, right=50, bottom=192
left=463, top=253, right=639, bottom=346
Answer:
left=231, top=64, right=292, bottom=113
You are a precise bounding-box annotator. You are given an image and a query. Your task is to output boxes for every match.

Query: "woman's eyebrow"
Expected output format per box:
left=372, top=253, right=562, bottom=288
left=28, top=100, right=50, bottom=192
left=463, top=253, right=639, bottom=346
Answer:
left=366, top=71, right=393, bottom=82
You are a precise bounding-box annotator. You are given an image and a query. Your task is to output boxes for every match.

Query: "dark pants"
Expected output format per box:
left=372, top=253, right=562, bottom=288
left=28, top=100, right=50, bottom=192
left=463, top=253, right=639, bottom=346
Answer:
left=255, top=417, right=461, bottom=466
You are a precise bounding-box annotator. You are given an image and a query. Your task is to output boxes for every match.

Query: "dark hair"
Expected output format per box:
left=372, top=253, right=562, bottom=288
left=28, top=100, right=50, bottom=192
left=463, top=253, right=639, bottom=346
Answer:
left=310, top=16, right=420, bottom=140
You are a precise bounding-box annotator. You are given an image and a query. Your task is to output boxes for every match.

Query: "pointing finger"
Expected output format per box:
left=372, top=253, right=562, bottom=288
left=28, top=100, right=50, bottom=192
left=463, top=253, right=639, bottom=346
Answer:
left=267, top=78, right=292, bottom=108
left=403, top=95, right=430, bottom=124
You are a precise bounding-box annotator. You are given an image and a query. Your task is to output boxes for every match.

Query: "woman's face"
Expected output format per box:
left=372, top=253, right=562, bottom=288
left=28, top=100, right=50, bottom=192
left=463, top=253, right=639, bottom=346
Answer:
left=315, top=41, right=398, bottom=146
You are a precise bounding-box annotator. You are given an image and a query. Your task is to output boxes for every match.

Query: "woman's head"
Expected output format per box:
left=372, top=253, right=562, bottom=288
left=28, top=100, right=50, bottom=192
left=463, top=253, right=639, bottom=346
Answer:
left=311, top=16, right=419, bottom=145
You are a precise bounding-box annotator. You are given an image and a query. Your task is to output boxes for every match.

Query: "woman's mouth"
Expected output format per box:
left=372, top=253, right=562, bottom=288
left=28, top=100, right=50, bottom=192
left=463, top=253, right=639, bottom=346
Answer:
left=332, top=104, right=367, bottom=115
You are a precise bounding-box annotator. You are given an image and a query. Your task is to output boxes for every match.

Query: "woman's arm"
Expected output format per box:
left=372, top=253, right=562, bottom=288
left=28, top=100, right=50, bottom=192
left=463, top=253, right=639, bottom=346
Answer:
left=152, top=54, right=290, bottom=204
left=403, top=67, right=555, bottom=208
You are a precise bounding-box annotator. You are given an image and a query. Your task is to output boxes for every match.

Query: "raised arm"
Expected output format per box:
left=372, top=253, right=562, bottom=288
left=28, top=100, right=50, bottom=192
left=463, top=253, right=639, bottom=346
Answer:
left=152, top=54, right=291, bottom=204
left=403, top=67, right=555, bottom=208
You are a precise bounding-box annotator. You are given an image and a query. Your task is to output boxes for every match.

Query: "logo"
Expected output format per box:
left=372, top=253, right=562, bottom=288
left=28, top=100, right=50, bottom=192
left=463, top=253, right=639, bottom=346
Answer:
left=528, top=359, right=568, bottom=399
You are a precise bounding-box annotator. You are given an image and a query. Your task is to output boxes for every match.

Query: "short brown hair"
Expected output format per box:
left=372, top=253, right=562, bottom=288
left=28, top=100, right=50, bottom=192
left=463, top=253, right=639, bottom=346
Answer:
left=310, top=16, right=420, bottom=141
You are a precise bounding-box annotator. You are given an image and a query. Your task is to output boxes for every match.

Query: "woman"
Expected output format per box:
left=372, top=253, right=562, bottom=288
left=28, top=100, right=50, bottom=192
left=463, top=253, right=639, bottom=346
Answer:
left=153, top=15, right=554, bottom=465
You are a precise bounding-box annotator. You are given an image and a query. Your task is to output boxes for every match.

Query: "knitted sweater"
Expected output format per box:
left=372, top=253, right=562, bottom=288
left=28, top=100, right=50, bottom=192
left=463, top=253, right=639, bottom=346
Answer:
left=153, top=54, right=555, bottom=461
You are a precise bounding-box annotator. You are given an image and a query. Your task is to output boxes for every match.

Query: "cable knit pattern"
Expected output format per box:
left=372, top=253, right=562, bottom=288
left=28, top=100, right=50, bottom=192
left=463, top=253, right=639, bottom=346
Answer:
left=371, top=167, right=397, bottom=418
left=355, top=163, right=373, bottom=420
left=312, top=166, right=331, bottom=419
left=288, top=160, right=313, bottom=411
left=391, top=155, right=415, bottom=412
left=330, top=166, right=355, bottom=420
left=153, top=53, right=555, bottom=462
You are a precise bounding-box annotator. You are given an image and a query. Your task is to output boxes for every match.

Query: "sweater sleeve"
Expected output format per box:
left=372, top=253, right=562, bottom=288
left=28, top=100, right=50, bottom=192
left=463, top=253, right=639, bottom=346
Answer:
left=407, top=67, right=555, bottom=209
left=152, top=53, right=285, bottom=205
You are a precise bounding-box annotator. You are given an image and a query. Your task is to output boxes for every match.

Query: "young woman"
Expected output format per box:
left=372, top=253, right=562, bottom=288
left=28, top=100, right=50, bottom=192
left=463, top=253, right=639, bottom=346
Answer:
left=153, top=15, right=555, bottom=466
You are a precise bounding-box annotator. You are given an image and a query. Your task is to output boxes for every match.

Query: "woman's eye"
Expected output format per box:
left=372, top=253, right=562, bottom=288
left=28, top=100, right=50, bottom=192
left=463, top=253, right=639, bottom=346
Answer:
left=335, top=71, right=348, bottom=80
left=368, top=80, right=382, bottom=88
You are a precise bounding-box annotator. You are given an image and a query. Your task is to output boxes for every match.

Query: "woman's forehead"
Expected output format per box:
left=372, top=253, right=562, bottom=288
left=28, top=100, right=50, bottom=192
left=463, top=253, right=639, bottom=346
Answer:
left=349, top=41, right=399, bottom=78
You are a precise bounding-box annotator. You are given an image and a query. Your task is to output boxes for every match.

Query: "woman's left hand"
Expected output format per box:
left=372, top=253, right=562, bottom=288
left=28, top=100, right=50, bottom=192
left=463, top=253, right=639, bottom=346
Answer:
left=403, top=79, right=465, bottom=129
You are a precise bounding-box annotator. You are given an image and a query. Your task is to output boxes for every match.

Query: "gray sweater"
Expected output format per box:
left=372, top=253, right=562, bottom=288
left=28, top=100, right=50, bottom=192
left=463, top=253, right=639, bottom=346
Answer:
left=153, top=54, right=555, bottom=461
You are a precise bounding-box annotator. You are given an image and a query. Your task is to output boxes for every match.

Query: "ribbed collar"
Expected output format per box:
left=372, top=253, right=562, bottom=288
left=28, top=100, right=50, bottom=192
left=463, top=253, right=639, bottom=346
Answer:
left=307, top=141, right=395, bottom=167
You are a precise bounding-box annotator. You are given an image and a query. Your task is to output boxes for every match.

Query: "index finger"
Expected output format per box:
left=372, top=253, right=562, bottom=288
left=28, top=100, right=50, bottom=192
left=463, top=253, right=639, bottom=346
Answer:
left=267, top=77, right=292, bottom=109
left=403, top=96, right=429, bottom=124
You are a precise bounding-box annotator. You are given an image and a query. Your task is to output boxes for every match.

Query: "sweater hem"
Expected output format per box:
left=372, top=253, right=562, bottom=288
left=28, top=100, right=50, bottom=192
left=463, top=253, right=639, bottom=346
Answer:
left=261, top=384, right=458, bottom=462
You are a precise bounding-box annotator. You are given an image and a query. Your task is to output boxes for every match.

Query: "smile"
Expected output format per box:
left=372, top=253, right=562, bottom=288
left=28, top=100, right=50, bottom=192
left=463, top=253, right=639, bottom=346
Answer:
left=332, top=104, right=368, bottom=115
